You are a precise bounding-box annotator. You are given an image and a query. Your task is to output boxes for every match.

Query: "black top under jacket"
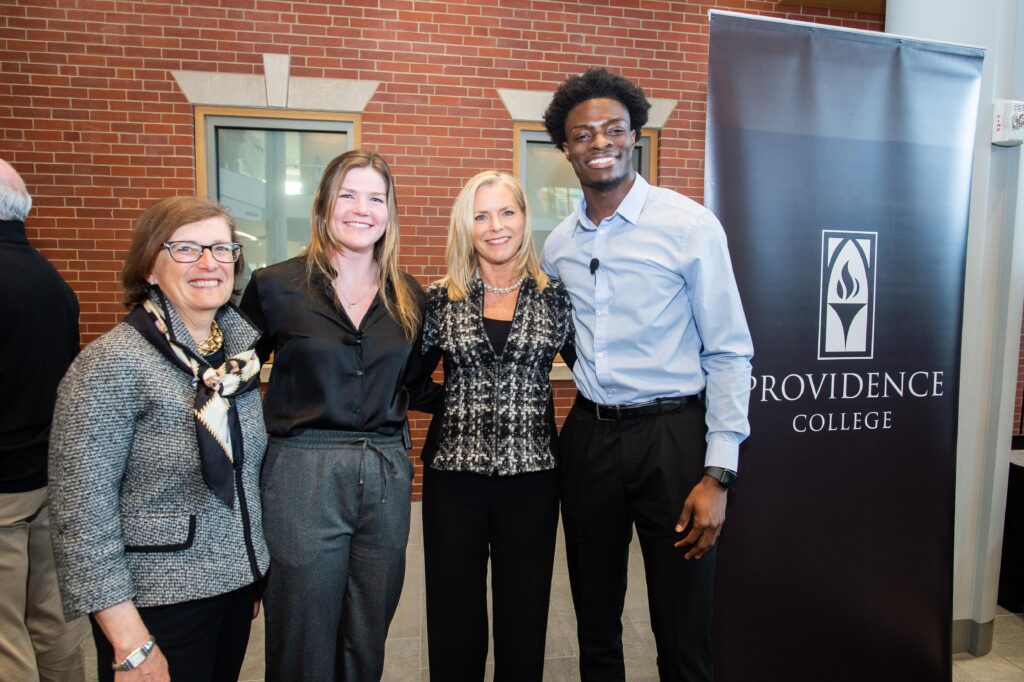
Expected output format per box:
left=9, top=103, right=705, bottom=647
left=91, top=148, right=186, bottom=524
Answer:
left=0, top=219, right=80, bottom=492
left=239, top=255, right=439, bottom=440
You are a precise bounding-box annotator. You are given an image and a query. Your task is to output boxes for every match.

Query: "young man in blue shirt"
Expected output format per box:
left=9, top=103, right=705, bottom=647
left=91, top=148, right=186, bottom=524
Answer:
left=540, top=69, right=753, bottom=682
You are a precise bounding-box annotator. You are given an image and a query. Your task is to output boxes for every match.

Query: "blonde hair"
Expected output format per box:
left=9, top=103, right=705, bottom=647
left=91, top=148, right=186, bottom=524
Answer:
left=306, top=150, right=421, bottom=340
left=440, top=170, right=548, bottom=301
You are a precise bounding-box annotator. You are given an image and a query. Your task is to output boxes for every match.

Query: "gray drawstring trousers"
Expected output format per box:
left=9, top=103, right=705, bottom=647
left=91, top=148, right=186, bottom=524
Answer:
left=261, top=429, right=412, bottom=681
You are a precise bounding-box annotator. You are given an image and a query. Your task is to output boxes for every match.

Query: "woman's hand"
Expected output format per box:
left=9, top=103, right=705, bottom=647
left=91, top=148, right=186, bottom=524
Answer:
left=252, top=595, right=261, bottom=620
left=94, top=601, right=170, bottom=681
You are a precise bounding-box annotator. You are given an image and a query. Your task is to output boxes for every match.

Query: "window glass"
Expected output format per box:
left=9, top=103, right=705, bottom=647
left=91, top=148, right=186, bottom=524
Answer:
left=523, top=140, right=583, bottom=254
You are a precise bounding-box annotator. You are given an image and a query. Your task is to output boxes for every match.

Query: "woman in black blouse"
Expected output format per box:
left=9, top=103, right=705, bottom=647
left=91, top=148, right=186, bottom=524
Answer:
left=421, top=170, right=574, bottom=681
left=240, top=150, right=434, bottom=681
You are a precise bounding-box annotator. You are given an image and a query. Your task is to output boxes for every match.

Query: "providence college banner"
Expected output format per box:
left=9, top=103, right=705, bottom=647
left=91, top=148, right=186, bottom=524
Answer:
left=705, top=11, right=983, bottom=680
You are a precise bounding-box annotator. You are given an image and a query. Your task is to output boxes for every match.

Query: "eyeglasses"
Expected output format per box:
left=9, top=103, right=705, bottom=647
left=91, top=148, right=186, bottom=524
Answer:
left=162, top=241, right=243, bottom=263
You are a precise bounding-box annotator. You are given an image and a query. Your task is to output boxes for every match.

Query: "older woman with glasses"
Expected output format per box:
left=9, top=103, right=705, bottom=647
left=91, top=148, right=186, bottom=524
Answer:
left=48, top=196, right=268, bottom=682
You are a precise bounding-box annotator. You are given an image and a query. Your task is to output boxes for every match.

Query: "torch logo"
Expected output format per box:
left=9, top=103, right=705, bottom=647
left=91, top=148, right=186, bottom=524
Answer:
left=818, top=230, right=877, bottom=360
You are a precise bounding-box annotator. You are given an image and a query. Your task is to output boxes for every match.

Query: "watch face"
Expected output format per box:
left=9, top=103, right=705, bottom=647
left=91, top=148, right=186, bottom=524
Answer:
left=113, top=639, right=154, bottom=671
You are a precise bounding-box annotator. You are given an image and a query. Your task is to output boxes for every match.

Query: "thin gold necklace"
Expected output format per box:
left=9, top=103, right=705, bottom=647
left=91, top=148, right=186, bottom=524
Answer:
left=338, top=282, right=377, bottom=308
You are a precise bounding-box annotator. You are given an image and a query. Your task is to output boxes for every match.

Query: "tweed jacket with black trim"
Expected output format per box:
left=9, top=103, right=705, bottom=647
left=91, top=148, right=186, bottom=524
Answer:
left=48, top=297, right=269, bottom=621
left=421, top=275, right=573, bottom=476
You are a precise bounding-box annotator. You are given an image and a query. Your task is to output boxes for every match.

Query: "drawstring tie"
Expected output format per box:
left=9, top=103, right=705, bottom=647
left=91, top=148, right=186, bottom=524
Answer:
left=355, top=438, right=397, bottom=502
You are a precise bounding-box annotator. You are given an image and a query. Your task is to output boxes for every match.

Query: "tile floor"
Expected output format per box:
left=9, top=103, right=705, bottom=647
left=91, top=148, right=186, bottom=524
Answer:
left=955, top=608, right=1024, bottom=682
left=81, top=502, right=1024, bottom=681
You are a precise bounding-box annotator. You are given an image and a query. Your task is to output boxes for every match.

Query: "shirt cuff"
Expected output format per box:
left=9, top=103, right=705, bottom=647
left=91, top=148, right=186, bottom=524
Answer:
left=704, top=436, right=739, bottom=472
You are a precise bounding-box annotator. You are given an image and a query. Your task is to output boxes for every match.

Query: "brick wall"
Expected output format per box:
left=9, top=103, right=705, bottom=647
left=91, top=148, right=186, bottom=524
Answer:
left=0, top=0, right=885, bottom=496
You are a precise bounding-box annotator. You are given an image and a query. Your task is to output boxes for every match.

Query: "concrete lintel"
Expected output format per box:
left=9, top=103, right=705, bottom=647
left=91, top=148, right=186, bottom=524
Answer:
left=647, top=98, right=678, bottom=129
left=171, top=71, right=266, bottom=107
left=288, top=77, right=380, bottom=112
left=263, top=54, right=290, bottom=108
left=496, top=88, right=559, bottom=123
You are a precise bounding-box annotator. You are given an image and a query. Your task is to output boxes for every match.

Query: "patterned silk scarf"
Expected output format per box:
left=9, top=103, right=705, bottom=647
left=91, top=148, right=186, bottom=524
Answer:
left=125, top=291, right=261, bottom=507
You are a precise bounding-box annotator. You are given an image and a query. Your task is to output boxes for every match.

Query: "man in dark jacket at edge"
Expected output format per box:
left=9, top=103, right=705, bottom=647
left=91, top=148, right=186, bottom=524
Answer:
left=0, top=159, right=88, bottom=681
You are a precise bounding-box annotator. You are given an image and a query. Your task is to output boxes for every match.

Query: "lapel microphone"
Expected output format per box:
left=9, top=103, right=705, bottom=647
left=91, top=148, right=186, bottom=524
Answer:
left=590, top=258, right=600, bottom=275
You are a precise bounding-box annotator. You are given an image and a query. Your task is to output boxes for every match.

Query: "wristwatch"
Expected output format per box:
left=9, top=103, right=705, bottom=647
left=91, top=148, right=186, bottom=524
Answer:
left=111, top=637, right=156, bottom=672
left=704, top=466, right=737, bottom=490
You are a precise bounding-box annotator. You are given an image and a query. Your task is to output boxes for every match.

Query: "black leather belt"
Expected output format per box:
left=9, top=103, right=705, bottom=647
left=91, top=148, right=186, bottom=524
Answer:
left=575, top=393, right=698, bottom=421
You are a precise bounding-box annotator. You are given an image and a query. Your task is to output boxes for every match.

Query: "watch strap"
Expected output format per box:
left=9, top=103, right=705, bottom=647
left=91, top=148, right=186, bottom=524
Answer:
left=704, top=466, right=737, bottom=490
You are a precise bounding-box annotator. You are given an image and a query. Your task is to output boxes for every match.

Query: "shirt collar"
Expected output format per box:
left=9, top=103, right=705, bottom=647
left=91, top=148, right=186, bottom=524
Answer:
left=573, top=173, right=650, bottom=234
left=0, top=219, right=29, bottom=245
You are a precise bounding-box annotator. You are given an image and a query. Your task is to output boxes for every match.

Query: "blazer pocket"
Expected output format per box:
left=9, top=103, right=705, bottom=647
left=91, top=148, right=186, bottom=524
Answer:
left=123, top=514, right=197, bottom=553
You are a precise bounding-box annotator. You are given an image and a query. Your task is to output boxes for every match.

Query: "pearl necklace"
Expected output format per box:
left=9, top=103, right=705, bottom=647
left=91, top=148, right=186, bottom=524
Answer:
left=478, top=269, right=524, bottom=295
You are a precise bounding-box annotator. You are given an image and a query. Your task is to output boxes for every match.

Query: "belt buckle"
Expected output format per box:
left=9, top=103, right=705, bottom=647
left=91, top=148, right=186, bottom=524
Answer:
left=594, top=403, right=620, bottom=421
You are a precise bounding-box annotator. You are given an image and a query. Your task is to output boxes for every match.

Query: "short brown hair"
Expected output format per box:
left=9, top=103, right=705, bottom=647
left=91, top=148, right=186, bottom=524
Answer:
left=121, top=196, right=241, bottom=308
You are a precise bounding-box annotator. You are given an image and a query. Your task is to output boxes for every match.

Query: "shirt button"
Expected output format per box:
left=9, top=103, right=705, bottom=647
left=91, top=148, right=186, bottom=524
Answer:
left=597, top=352, right=605, bottom=358
left=355, top=370, right=364, bottom=376
left=353, top=407, right=361, bottom=414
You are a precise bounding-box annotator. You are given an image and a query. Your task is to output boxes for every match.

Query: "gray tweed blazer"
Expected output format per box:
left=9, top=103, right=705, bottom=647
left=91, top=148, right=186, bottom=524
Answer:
left=48, top=296, right=269, bottom=621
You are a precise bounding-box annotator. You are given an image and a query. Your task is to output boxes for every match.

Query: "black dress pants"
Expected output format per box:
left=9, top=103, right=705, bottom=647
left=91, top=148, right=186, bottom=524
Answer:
left=559, top=400, right=715, bottom=682
left=423, top=466, right=559, bottom=682
left=90, top=583, right=255, bottom=682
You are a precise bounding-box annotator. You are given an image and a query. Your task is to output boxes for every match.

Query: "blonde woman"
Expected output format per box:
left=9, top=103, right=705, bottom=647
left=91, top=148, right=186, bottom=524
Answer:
left=240, top=150, right=436, bottom=681
left=420, top=170, right=574, bottom=681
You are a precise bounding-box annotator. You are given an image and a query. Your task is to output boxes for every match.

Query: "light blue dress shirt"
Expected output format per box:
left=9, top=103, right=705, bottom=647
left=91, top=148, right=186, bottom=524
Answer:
left=540, top=174, right=753, bottom=471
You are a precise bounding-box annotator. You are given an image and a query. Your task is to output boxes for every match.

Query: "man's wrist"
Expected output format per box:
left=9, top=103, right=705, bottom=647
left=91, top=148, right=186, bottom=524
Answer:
left=703, top=466, right=737, bottom=490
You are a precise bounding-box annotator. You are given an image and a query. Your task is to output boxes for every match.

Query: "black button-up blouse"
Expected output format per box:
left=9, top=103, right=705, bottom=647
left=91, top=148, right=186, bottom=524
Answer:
left=239, top=256, right=437, bottom=439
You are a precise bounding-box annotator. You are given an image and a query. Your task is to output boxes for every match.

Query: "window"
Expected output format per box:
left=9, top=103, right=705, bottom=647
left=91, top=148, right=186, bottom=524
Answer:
left=514, top=122, right=658, bottom=253
left=196, top=107, right=359, bottom=290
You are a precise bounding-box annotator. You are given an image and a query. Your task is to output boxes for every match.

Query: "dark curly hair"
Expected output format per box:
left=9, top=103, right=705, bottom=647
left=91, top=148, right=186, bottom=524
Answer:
left=543, top=68, right=651, bottom=148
